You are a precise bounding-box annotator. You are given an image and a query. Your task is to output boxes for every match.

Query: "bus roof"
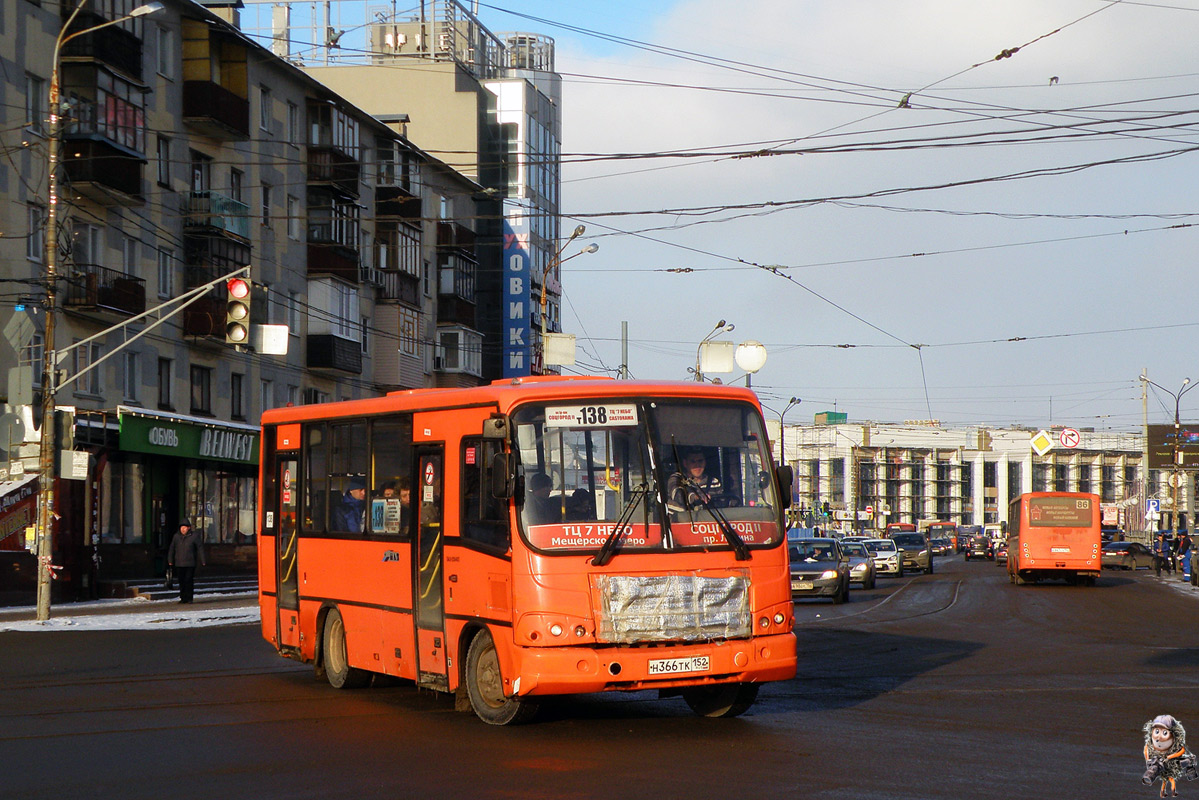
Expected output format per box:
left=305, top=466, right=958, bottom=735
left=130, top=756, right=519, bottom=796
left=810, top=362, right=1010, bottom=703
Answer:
left=261, top=376, right=764, bottom=425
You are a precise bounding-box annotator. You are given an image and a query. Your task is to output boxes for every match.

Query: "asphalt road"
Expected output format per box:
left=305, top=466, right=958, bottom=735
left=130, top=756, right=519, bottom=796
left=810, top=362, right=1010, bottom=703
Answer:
left=1, top=556, right=1195, bottom=800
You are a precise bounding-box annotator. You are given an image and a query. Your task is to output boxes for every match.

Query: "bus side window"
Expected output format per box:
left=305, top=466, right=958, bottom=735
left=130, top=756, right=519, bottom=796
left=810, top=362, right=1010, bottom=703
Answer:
left=303, top=424, right=327, bottom=532
left=461, top=438, right=510, bottom=551
left=369, top=415, right=413, bottom=539
left=328, top=422, right=369, bottom=534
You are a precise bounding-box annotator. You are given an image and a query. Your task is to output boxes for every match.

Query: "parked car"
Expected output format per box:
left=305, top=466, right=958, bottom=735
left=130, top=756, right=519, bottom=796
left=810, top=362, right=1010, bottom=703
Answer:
left=840, top=541, right=878, bottom=589
left=863, top=538, right=903, bottom=576
left=1101, top=540, right=1155, bottom=570
left=890, top=532, right=930, bottom=572
left=789, top=539, right=851, bottom=603
left=994, top=539, right=1009, bottom=564
left=966, top=534, right=993, bottom=561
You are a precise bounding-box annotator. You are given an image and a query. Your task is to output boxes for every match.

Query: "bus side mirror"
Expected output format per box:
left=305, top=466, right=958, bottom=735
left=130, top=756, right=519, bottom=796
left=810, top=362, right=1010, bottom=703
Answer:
left=482, top=415, right=508, bottom=440
left=490, top=451, right=514, bottom=499
left=775, top=465, right=794, bottom=509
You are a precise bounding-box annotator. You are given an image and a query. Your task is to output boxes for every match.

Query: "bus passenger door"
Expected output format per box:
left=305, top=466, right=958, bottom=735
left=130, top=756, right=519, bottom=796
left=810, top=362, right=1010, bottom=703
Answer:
left=277, top=457, right=301, bottom=650
left=414, top=447, right=448, bottom=690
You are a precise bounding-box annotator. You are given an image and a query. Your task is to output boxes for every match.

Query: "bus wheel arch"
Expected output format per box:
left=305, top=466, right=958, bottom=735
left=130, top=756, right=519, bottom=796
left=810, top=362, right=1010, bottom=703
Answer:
left=464, top=627, right=538, bottom=725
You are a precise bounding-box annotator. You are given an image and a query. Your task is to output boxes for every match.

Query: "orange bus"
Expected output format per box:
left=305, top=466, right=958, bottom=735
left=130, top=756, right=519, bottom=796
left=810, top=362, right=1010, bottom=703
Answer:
left=1006, top=492, right=1102, bottom=586
left=257, top=377, right=797, bottom=724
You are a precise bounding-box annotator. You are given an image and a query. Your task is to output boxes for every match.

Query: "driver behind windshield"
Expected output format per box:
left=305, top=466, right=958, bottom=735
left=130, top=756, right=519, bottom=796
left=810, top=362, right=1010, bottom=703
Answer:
left=667, top=447, right=725, bottom=510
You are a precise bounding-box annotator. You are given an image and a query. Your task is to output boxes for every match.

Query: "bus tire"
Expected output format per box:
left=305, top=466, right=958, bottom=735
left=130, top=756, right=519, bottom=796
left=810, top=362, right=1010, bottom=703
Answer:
left=683, top=682, right=759, bottom=718
left=465, top=629, right=538, bottom=726
left=322, top=607, right=369, bottom=689
left=1014, top=572, right=1028, bottom=585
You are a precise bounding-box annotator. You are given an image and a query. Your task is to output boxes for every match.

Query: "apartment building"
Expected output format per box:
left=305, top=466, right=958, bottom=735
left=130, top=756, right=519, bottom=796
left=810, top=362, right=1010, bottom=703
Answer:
left=0, top=0, right=485, bottom=602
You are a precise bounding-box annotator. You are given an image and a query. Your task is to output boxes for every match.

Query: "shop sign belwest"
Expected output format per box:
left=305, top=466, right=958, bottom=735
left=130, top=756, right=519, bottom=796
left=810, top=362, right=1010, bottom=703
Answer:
left=119, top=411, right=259, bottom=464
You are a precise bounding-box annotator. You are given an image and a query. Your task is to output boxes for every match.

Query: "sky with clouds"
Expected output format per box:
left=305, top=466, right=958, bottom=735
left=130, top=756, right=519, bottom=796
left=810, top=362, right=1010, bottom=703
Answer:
left=476, top=0, right=1199, bottom=431
left=239, top=1, right=1199, bottom=431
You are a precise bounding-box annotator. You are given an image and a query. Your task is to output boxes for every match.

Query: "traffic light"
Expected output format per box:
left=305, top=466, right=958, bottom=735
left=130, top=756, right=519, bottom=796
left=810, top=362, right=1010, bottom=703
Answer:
left=821, top=501, right=830, bottom=516
left=225, top=277, right=251, bottom=344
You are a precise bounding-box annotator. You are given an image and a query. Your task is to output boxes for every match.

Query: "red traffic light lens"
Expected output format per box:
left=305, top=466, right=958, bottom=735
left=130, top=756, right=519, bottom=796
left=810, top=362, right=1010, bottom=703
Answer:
left=227, top=278, right=250, bottom=299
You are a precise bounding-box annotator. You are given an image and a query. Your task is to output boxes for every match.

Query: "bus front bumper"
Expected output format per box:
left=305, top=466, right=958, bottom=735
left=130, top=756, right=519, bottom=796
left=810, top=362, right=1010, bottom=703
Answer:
left=511, top=632, right=797, bottom=696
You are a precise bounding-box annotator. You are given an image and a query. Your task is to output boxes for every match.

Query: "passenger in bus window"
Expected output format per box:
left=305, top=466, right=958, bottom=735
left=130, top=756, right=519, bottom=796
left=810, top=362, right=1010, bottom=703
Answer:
left=332, top=477, right=367, bottom=533
left=523, top=472, right=557, bottom=524
left=567, top=488, right=595, bottom=521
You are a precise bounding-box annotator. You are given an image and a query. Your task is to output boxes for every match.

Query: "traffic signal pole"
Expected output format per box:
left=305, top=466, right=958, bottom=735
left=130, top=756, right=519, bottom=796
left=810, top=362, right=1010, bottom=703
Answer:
left=32, top=266, right=247, bottom=619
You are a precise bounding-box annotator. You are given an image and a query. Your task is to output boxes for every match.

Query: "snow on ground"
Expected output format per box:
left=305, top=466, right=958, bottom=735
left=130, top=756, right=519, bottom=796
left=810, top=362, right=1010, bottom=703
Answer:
left=0, top=598, right=259, bottom=632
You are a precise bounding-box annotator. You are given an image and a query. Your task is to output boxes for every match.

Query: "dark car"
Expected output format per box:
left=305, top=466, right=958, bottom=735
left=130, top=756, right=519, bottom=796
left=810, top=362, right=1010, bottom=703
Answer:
left=789, top=539, right=851, bottom=603
left=965, top=534, right=993, bottom=561
left=1102, top=541, right=1155, bottom=570
left=957, top=524, right=982, bottom=553
left=890, top=532, right=930, bottom=573
left=930, top=537, right=952, bottom=557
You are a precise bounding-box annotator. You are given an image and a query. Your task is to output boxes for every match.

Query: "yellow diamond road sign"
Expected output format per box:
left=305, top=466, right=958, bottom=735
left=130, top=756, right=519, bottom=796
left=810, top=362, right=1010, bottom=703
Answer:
left=1030, top=430, right=1054, bottom=456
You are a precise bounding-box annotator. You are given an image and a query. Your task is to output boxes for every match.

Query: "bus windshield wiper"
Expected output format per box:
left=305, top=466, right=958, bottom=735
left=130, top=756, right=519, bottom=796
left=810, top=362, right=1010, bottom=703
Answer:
left=592, top=483, right=649, bottom=567
left=681, top=476, right=751, bottom=561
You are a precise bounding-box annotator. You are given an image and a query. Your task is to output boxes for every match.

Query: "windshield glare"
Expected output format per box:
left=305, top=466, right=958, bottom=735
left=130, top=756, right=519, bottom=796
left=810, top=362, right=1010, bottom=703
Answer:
left=512, top=398, right=782, bottom=555
left=865, top=540, right=896, bottom=553
left=891, top=533, right=925, bottom=546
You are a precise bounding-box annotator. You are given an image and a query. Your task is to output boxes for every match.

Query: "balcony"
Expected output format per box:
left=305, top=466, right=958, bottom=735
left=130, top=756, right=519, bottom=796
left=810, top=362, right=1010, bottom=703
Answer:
left=62, top=139, right=145, bottom=206
left=183, top=191, right=250, bottom=241
left=436, top=293, right=476, bottom=327
left=307, top=334, right=362, bottom=374
left=308, top=148, right=361, bottom=198
left=376, top=185, right=421, bottom=220
left=182, top=81, right=250, bottom=140
left=62, top=264, right=145, bottom=320
left=60, top=8, right=144, bottom=79
left=307, top=243, right=359, bottom=283
left=376, top=270, right=421, bottom=307
left=437, top=221, right=476, bottom=251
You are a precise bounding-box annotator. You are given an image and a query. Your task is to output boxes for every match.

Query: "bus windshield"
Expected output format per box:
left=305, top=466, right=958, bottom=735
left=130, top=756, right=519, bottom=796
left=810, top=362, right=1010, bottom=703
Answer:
left=512, top=397, right=782, bottom=555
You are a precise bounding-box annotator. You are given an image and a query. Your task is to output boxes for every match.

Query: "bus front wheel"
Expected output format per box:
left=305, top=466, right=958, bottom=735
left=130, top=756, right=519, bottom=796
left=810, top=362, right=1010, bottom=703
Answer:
left=683, top=682, right=759, bottom=718
left=322, top=607, right=369, bottom=689
left=465, top=629, right=538, bottom=726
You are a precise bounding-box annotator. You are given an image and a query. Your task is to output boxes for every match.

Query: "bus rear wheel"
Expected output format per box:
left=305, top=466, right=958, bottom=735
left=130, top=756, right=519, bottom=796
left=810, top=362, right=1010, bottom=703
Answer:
left=465, top=629, right=538, bottom=726
left=683, top=682, right=759, bottom=718
left=322, top=607, right=369, bottom=689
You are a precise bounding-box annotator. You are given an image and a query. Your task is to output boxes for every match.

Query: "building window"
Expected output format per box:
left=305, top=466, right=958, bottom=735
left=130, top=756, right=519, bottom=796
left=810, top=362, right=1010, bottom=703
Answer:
left=437, top=328, right=482, bottom=376
left=157, top=357, right=173, bottom=410
left=288, top=385, right=300, bottom=406
left=259, top=85, right=272, bottom=132
left=156, top=135, right=171, bottom=186
left=261, top=183, right=272, bottom=227
left=399, top=307, right=419, bottom=358
left=156, top=248, right=173, bottom=299
left=122, top=351, right=138, bottom=402
left=303, top=388, right=329, bottom=405
left=231, top=372, right=244, bottom=420
left=190, top=365, right=212, bottom=414
left=334, top=283, right=358, bottom=340
left=287, top=195, right=301, bottom=239
left=73, top=342, right=102, bottom=396
left=122, top=235, right=137, bottom=273
left=156, top=25, right=173, bottom=78
left=23, top=334, right=44, bottom=389
left=287, top=101, right=299, bottom=145
left=361, top=316, right=369, bottom=355
left=260, top=379, right=273, bottom=414
left=190, top=149, right=211, bottom=193
left=25, top=74, right=44, bottom=135
left=288, top=290, right=300, bottom=335
left=230, top=168, right=244, bottom=203
left=423, top=261, right=431, bottom=296
left=27, top=203, right=45, bottom=262
left=70, top=220, right=100, bottom=267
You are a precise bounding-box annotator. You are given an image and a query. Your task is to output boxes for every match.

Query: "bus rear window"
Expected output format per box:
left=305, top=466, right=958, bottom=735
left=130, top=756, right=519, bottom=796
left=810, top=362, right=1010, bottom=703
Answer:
left=1028, top=496, right=1093, bottom=527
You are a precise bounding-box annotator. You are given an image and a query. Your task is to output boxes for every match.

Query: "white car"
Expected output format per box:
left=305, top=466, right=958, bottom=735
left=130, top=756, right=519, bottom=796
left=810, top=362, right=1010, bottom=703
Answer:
left=862, top=538, right=903, bottom=577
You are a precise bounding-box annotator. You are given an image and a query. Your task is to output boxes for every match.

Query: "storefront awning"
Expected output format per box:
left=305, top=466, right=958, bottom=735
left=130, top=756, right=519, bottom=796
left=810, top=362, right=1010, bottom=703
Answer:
left=117, top=406, right=260, bottom=465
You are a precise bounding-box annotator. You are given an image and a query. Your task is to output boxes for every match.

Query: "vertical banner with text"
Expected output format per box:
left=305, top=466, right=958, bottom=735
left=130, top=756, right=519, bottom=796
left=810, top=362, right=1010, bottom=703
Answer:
left=502, top=201, right=533, bottom=378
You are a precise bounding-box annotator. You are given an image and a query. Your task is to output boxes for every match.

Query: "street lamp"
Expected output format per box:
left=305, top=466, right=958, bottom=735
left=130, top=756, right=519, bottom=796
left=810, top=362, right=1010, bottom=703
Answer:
left=1141, top=375, right=1196, bottom=535
left=777, top=396, right=800, bottom=523
left=538, top=224, right=597, bottom=372
left=734, top=340, right=768, bottom=387
left=35, top=0, right=165, bottom=622
left=694, top=319, right=734, bottom=382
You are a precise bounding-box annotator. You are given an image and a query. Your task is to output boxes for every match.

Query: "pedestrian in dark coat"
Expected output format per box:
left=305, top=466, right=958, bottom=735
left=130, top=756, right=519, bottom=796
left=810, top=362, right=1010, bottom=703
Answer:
left=167, top=519, right=206, bottom=603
